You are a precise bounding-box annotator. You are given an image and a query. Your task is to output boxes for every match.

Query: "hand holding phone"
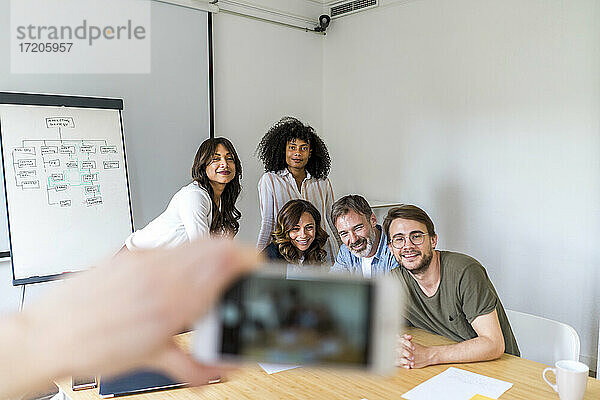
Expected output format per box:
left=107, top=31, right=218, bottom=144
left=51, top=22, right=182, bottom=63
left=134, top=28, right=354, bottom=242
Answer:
left=193, top=265, right=402, bottom=374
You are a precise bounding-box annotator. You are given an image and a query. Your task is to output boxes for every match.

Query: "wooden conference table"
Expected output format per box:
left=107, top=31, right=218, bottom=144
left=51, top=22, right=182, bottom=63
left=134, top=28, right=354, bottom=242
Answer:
left=57, top=328, right=600, bottom=399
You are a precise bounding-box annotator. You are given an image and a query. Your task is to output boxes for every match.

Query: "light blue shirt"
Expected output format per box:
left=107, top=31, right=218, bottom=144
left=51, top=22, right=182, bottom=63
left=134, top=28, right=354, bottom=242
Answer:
left=330, top=225, right=398, bottom=276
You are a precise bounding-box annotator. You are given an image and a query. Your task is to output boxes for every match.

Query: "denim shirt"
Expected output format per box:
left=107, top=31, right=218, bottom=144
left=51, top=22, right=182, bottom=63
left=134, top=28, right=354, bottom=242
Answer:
left=330, top=225, right=398, bottom=276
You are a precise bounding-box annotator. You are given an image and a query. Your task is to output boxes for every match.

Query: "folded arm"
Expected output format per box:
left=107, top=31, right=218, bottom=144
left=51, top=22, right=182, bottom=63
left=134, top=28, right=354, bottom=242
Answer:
left=397, top=310, right=505, bottom=368
left=256, top=176, right=275, bottom=250
left=324, top=179, right=341, bottom=246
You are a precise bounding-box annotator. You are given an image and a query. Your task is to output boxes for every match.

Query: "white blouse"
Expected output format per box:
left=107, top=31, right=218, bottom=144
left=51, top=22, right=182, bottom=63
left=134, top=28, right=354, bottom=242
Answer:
left=125, top=181, right=212, bottom=250
left=257, top=169, right=339, bottom=265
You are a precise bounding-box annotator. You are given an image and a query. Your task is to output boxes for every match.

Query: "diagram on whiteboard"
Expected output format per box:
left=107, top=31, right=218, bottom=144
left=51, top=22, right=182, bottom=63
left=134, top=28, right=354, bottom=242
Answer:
left=0, top=98, right=133, bottom=284
left=11, top=116, right=123, bottom=208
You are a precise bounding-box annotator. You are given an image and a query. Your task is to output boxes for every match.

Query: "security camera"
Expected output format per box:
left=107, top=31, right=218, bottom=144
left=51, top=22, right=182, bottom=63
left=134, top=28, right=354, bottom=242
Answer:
left=314, top=14, right=331, bottom=32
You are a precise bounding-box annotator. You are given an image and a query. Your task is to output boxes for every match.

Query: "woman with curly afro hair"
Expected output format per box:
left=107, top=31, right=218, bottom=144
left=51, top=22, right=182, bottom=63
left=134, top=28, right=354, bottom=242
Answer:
left=256, top=117, right=339, bottom=264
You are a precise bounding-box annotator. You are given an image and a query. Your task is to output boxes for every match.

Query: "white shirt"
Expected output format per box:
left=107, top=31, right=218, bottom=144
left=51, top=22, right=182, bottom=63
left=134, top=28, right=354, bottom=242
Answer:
left=125, top=181, right=212, bottom=250
left=257, top=169, right=340, bottom=265
left=361, top=256, right=374, bottom=278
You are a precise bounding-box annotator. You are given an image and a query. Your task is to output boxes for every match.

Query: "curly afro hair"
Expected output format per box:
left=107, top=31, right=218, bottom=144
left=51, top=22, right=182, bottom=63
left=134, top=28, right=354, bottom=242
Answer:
left=256, top=116, right=331, bottom=180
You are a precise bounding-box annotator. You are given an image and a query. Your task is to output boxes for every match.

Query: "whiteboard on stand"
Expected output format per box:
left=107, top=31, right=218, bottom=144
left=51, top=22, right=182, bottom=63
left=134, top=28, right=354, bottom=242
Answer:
left=0, top=92, right=133, bottom=284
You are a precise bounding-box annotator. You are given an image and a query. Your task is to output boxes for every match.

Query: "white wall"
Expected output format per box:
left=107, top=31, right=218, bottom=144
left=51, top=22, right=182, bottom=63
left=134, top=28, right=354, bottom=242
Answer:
left=0, top=0, right=211, bottom=314
left=323, top=0, right=600, bottom=367
left=212, top=12, right=324, bottom=244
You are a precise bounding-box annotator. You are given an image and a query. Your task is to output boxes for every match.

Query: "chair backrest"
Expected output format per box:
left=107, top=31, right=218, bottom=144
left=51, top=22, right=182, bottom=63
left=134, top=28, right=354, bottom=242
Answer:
left=505, top=309, right=580, bottom=366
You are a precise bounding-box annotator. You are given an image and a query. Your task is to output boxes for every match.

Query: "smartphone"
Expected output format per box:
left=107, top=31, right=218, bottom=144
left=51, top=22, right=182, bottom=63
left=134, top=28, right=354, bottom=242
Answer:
left=72, top=375, right=97, bottom=390
left=193, top=265, right=402, bottom=374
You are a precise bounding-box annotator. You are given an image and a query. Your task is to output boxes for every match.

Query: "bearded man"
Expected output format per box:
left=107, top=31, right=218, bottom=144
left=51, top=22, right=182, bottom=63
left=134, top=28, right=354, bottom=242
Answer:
left=383, top=204, right=520, bottom=369
left=330, top=195, right=398, bottom=277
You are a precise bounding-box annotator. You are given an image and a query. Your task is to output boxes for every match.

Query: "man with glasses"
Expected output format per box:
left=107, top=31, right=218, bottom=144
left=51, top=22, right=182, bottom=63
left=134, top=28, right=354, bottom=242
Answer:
left=383, top=204, right=519, bottom=369
left=330, top=195, right=398, bottom=277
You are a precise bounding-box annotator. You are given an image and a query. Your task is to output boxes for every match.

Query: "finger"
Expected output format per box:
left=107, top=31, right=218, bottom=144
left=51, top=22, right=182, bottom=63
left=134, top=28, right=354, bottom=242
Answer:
left=395, top=345, right=413, bottom=362
left=158, top=240, right=261, bottom=325
left=186, top=240, right=261, bottom=292
left=187, top=242, right=261, bottom=319
left=398, top=353, right=415, bottom=369
left=402, top=334, right=413, bottom=341
left=149, top=342, right=234, bottom=387
left=395, top=356, right=411, bottom=368
left=400, top=338, right=414, bottom=350
left=400, top=348, right=414, bottom=360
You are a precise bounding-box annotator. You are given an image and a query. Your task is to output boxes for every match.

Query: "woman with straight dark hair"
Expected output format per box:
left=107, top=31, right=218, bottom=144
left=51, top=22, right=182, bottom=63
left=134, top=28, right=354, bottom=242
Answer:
left=262, top=199, right=329, bottom=265
left=256, top=116, right=339, bottom=264
left=125, top=137, right=242, bottom=250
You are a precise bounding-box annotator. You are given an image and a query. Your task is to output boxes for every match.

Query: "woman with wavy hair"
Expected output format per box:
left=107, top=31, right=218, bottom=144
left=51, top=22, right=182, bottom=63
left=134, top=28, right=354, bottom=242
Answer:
left=125, top=137, right=242, bottom=250
left=256, top=117, right=339, bottom=264
left=263, top=199, right=329, bottom=265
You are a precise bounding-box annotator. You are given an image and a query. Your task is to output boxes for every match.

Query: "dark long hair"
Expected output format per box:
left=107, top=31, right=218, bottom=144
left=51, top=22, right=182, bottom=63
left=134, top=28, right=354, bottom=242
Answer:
left=256, top=116, right=331, bottom=179
left=272, top=199, right=329, bottom=264
left=191, top=137, right=242, bottom=236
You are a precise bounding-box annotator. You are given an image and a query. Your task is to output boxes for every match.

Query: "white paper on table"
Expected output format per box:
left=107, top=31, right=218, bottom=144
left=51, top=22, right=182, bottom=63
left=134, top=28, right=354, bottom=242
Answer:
left=258, top=363, right=301, bottom=374
left=401, top=367, right=513, bottom=400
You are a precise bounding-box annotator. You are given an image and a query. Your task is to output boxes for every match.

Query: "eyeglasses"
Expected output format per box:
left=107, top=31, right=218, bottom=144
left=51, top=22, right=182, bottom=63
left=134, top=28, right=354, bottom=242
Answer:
left=389, top=232, right=428, bottom=249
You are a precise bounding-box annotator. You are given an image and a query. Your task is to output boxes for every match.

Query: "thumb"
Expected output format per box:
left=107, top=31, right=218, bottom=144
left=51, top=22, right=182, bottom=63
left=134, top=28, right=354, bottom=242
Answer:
left=147, top=340, right=233, bottom=387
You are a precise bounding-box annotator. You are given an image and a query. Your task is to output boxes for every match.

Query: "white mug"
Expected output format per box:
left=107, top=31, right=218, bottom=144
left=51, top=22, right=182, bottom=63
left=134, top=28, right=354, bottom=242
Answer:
left=543, top=360, right=588, bottom=400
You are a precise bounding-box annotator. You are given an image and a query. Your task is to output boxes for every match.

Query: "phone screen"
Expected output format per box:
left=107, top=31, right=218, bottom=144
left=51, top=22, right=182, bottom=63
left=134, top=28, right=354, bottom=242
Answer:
left=220, top=274, right=373, bottom=366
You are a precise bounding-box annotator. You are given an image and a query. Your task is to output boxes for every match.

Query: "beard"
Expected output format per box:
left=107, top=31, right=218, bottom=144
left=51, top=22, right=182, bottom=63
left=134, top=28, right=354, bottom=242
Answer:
left=348, top=228, right=377, bottom=258
left=399, top=249, right=433, bottom=275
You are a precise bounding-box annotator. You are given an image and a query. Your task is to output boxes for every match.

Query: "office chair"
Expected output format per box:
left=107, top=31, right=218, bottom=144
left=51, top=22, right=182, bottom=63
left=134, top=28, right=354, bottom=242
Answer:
left=506, top=309, right=580, bottom=366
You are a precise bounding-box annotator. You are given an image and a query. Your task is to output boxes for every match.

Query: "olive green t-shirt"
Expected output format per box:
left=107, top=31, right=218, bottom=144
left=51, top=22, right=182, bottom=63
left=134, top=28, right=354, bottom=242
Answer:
left=392, top=251, right=520, bottom=357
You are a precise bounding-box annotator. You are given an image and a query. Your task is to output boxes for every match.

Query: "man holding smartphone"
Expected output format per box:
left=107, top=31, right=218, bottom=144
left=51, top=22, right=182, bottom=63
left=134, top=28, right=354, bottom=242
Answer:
left=0, top=240, right=259, bottom=399
left=383, top=205, right=519, bottom=369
